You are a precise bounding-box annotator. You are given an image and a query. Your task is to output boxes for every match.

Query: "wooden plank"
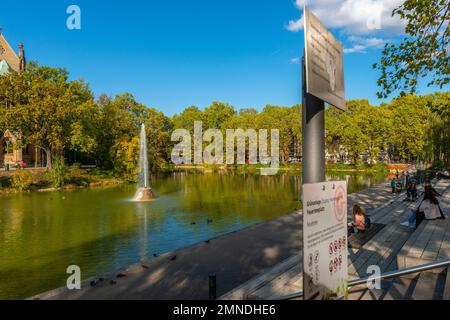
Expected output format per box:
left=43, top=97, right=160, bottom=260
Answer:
left=408, top=222, right=437, bottom=258
left=250, top=265, right=302, bottom=300
left=219, top=254, right=300, bottom=300
left=444, top=268, right=450, bottom=301
left=352, top=223, right=398, bottom=267
left=422, top=220, right=449, bottom=260
left=397, top=229, right=425, bottom=270
left=411, top=271, right=447, bottom=300
left=437, top=219, right=450, bottom=260
left=373, top=228, right=413, bottom=273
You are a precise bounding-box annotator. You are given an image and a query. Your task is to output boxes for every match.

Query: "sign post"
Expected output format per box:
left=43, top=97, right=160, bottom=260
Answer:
left=302, top=6, right=347, bottom=300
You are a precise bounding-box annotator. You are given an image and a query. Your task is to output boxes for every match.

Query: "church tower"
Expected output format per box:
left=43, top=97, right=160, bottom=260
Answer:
left=19, top=43, right=26, bottom=72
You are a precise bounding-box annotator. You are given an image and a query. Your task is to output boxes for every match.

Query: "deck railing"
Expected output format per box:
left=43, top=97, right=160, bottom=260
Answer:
left=272, top=258, right=450, bottom=300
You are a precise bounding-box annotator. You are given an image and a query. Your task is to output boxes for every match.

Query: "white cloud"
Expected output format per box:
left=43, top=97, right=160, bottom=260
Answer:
left=288, top=0, right=405, bottom=34
left=290, top=57, right=301, bottom=64
left=286, top=16, right=304, bottom=32
left=344, top=36, right=387, bottom=53
left=286, top=0, right=405, bottom=53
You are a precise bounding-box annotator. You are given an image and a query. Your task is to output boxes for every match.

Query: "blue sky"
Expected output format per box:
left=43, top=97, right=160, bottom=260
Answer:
left=0, top=0, right=444, bottom=116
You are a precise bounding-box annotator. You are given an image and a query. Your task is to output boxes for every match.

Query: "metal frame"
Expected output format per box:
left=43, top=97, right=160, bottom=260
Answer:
left=272, top=258, right=450, bottom=300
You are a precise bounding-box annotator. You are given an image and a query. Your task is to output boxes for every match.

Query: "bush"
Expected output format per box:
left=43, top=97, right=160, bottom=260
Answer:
left=111, top=137, right=139, bottom=182
left=11, top=169, right=33, bottom=191
left=71, top=162, right=82, bottom=169
left=47, top=157, right=67, bottom=188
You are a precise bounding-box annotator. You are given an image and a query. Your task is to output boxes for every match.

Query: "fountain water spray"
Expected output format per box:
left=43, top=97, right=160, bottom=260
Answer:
left=134, top=123, right=157, bottom=201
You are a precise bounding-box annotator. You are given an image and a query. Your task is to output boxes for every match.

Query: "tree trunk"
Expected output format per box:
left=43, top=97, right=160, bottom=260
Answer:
left=46, top=149, right=52, bottom=169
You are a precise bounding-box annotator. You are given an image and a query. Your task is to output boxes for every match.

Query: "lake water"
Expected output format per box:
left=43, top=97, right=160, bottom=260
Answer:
left=0, top=171, right=386, bottom=299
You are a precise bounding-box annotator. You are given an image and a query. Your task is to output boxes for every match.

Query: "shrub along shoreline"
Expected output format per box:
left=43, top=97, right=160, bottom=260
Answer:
left=0, top=167, right=126, bottom=195
left=0, top=163, right=390, bottom=195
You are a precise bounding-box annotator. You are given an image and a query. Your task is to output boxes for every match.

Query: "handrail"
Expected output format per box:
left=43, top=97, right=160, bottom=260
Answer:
left=272, top=258, right=450, bottom=300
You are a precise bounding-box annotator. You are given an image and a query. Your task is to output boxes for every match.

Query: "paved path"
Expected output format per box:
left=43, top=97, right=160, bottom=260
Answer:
left=33, top=181, right=397, bottom=300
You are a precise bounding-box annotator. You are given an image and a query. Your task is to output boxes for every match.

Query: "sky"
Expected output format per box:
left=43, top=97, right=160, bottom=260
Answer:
left=0, top=0, right=445, bottom=116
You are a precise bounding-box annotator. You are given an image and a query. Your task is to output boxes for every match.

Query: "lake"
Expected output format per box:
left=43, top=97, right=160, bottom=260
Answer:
left=0, top=171, right=387, bottom=299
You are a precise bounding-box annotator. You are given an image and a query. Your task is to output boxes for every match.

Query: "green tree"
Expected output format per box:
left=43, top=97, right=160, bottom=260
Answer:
left=423, top=92, right=450, bottom=166
left=204, top=102, right=236, bottom=130
left=0, top=62, right=95, bottom=167
left=387, top=94, right=430, bottom=162
left=144, top=108, right=174, bottom=170
left=375, top=0, right=450, bottom=98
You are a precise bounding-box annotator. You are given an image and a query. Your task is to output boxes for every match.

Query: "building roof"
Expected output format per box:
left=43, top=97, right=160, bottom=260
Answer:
left=0, top=33, right=21, bottom=72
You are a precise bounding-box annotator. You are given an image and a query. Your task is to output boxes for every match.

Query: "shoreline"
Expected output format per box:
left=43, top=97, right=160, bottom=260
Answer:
left=0, top=165, right=389, bottom=195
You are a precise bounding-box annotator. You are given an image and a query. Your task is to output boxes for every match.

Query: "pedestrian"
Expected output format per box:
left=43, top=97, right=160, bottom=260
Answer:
left=411, top=182, right=418, bottom=202
left=390, top=178, right=397, bottom=194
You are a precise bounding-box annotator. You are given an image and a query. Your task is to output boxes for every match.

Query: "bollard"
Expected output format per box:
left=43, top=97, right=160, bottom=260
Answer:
left=209, top=274, right=217, bottom=300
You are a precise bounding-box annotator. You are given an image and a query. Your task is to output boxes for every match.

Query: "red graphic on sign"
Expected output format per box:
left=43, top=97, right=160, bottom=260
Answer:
left=334, top=185, right=346, bottom=222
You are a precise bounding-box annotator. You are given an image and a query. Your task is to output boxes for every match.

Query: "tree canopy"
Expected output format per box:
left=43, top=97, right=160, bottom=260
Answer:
left=1, top=62, right=449, bottom=179
left=375, top=0, right=450, bottom=98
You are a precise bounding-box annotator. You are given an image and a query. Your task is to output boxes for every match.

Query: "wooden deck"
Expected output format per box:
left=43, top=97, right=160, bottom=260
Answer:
left=220, top=179, right=450, bottom=300
left=397, top=188, right=450, bottom=272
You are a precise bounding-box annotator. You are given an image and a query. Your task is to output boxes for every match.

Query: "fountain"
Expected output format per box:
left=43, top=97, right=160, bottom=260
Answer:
left=133, top=124, right=157, bottom=201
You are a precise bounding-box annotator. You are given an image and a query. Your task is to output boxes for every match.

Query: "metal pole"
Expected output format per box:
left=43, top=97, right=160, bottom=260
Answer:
left=301, top=55, right=326, bottom=301
left=302, top=56, right=325, bottom=184
left=209, top=274, right=217, bottom=300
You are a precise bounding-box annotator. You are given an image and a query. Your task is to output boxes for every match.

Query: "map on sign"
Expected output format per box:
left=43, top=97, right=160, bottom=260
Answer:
left=304, top=6, right=346, bottom=111
left=303, top=181, right=348, bottom=300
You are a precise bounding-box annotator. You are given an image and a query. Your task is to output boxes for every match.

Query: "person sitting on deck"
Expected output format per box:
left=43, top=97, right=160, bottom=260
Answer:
left=406, top=182, right=418, bottom=202
left=400, top=189, right=446, bottom=229
left=348, top=205, right=371, bottom=235
left=424, top=180, right=441, bottom=197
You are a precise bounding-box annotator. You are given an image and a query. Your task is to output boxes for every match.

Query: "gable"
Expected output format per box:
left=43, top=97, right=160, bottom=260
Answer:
left=0, top=34, right=20, bottom=72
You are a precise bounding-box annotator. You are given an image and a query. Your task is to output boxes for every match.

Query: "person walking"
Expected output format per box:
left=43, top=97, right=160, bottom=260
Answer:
left=390, top=178, right=397, bottom=194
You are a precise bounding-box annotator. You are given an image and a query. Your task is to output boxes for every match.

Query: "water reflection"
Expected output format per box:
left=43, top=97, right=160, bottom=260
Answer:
left=0, top=171, right=386, bottom=299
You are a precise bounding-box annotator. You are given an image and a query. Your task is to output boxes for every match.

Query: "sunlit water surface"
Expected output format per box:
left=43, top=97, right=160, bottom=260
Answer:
left=0, top=171, right=387, bottom=299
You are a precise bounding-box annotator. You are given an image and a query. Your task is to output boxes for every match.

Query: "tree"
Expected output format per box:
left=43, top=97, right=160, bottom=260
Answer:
left=375, top=0, right=450, bottom=98
left=257, top=105, right=301, bottom=163
left=387, top=94, right=430, bottom=162
left=423, top=92, right=450, bottom=167
left=144, top=108, right=173, bottom=170
left=172, top=105, right=204, bottom=132
left=0, top=62, right=95, bottom=167
left=357, top=105, right=390, bottom=164
left=204, top=102, right=236, bottom=130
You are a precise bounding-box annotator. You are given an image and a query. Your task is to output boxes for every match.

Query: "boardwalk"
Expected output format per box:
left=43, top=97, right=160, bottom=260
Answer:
left=221, top=179, right=450, bottom=300
left=33, top=180, right=400, bottom=300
